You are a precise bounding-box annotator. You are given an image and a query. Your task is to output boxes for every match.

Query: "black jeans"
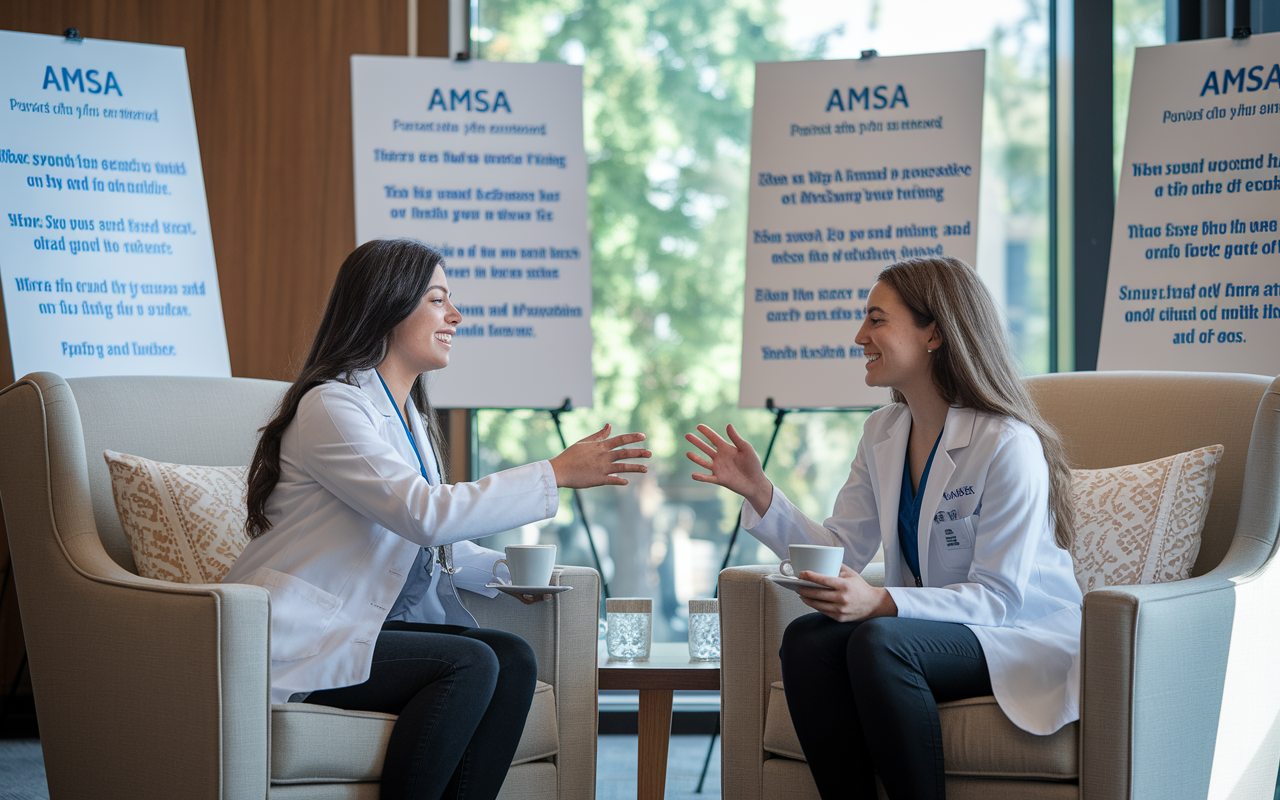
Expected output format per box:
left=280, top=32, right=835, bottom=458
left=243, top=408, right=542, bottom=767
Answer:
left=305, top=622, right=537, bottom=800
left=779, top=614, right=993, bottom=800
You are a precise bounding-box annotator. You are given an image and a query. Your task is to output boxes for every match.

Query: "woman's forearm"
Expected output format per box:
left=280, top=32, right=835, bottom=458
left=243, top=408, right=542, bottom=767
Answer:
left=746, top=478, right=774, bottom=519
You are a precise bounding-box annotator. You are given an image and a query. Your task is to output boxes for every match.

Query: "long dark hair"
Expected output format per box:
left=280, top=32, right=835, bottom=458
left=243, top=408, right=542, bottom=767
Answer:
left=876, top=256, right=1075, bottom=550
left=245, top=238, right=449, bottom=538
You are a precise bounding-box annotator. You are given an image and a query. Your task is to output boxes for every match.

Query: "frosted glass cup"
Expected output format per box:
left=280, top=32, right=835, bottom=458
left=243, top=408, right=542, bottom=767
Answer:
left=687, top=599, right=720, bottom=661
left=492, top=544, right=556, bottom=587
left=779, top=544, right=844, bottom=579
left=605, top=597, right=652, bottom=660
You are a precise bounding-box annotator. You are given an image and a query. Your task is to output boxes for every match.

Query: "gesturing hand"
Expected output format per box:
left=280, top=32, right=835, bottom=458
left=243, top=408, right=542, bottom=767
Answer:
left=685, top=424, right=774, bottom=517
left=795, top=564, right=898, bottom=622
left=549, top=424, right=651, bottom=489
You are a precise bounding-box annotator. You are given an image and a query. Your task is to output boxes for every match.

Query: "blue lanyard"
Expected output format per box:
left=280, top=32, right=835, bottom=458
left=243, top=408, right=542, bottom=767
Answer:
left=375, top=371, right=431, bottom=485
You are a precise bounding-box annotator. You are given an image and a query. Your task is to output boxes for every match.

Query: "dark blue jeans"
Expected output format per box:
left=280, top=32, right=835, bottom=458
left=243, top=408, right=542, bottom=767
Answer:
left=305, top=622, right=537, bottom=800
left=779, top=614, right=992, bottom=800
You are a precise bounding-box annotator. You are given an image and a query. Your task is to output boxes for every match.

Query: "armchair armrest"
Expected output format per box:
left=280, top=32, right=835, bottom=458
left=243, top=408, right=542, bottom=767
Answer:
left=461, top=564, right=600, bottom=800
left=862, top=561, right=885, bottom=587
left=718, top=563, right=884, bottom=800
left=1081, top=538, right=1280, bottom=800
left=15, top=561, right=271, bottom=800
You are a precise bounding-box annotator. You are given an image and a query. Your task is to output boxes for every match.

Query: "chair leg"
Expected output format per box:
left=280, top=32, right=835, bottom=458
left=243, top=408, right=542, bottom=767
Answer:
left=695, top=717, right=719, bottom=793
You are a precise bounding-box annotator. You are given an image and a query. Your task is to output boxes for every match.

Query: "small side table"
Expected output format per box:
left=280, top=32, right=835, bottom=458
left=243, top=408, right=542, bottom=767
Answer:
left=598, top=641, right=720, bottom=800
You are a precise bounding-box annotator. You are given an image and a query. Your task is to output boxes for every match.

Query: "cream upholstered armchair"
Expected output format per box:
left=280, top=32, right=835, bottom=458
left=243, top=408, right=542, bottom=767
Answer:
left=719, top=371, right=1280, bottom=800
left=0, top=372, right=599, bottom=800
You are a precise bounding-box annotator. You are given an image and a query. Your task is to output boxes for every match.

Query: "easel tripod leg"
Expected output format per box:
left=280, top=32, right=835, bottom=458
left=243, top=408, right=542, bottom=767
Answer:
left=694, top=716, right=719, bottom=793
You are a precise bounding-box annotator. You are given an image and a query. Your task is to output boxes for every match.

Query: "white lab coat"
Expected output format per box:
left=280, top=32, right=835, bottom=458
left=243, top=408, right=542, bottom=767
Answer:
left=741, top=404, right=1083, bottom=735
left=223, top=368, right=559, bottom=703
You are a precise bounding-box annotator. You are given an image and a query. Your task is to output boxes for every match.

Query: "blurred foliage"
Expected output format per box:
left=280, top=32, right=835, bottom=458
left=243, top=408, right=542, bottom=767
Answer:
left=1114, top=0, right=1166, bottom=187
left=985, top=2, right=1050, bottom=221
left=982, top=0, right=1052, bottom=374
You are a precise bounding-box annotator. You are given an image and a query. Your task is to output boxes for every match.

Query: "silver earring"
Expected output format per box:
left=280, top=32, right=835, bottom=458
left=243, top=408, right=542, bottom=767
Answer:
left=927, top=348, right=934, bottom=353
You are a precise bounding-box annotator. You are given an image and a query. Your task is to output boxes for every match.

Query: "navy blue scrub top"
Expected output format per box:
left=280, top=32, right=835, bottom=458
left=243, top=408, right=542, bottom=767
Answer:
left=898, top=428, right=944, bottom=587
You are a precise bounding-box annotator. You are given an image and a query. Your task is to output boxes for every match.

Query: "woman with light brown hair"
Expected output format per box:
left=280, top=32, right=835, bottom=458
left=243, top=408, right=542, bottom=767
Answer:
left=686, top=256, right=1082, bottom=799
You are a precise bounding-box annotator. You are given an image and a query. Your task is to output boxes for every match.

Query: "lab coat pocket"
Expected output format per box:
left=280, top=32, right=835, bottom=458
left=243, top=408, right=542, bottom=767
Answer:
left=933, top=515, right=977, bottom=571
left=241, top=567, right=343, bottom=662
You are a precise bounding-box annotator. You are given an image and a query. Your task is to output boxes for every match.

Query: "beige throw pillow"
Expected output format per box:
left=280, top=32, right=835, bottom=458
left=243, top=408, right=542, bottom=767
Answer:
left=104, top=450, right=249, bottom=584
left=1070, top=444, right=1223, bottom=593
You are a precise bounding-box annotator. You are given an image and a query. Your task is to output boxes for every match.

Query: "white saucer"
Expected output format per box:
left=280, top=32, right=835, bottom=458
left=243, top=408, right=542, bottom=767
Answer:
left=766, top=574, right=828, bottom=592
left=486, top=583, right=573, bottom=597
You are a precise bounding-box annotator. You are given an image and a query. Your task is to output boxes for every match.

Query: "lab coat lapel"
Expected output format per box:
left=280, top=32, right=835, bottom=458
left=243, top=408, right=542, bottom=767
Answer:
left=872, top=408, right=912, bottom=585
left=915, top=407, right=976, bottom=586
left=407, top=408, right=442, bottom=485
left=354, top=369, right=439, bottom=485
left=356, top=368, right=398, bottom=418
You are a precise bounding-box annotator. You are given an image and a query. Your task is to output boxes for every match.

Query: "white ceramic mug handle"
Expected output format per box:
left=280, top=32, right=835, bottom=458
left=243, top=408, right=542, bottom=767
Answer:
left=493, top=558, right=512, bottom=585
left=780, top=559, right=795, bottom=578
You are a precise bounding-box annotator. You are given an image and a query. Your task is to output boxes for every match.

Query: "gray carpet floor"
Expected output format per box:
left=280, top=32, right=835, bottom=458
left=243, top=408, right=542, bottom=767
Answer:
left=0, top=740, right=44, bottom=800
left=597, top=734, right=721, bottom=800
left=0, top=734, right=721, bottom=799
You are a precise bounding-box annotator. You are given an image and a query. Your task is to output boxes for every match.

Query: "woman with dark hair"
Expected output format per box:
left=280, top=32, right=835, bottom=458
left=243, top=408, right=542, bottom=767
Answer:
left=225, top=238, right=648, bottom=800
left=685, top=256, right=1082, bottom=799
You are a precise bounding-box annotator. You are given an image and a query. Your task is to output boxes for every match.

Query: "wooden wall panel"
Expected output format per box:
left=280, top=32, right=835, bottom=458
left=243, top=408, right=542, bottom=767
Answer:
left=0, top=0, right=459, bottom=383
left=205, top=0, right=407, bottom=380
left=0, top=0, right=453, bottom=704
left=419, top=0, right=450, bottom=60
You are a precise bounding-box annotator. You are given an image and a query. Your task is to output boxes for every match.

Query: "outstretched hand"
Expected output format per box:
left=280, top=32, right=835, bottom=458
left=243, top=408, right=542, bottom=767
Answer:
left=685, top=423, right=774, bottom=517
left=549, top=424, right=650, bottom=489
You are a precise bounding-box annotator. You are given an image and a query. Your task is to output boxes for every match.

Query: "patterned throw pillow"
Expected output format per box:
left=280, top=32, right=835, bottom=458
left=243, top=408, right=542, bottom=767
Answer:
left=104, top=450, right=249, bottom=584
left=1069, top=444, right=1224, bottom=593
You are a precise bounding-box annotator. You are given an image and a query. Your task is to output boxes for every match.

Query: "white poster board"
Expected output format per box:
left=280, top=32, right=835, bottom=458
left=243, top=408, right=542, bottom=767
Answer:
left=0, top=31, right=231, bottom=378
left=351, top=57, right=593, bottom=409
left=1098, top=33, right=1280, bottom=374
left=739, top=51, right=985, bottom=408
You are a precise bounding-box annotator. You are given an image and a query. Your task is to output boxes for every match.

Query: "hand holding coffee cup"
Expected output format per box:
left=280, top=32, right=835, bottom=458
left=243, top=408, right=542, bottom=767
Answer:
left=779, top=544, right=844, bottom=580
left=779, top=545, right=896, bottom=622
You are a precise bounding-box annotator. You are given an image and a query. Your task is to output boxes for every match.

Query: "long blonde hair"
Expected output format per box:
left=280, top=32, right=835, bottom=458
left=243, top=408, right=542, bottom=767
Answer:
left=877, top=256, right=1075, bottom=549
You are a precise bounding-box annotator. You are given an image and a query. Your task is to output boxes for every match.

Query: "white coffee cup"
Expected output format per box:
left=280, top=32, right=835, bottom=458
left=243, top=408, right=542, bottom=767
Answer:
left=779, top=544, right=844, bottom=579
left=493, top=544, right=556, bottom=587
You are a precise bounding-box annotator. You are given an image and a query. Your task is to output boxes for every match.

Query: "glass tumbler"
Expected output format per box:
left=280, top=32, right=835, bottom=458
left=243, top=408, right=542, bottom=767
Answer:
left=687, top=599, right=720, bottom=661
left=605, top=597, right=652, bottom=660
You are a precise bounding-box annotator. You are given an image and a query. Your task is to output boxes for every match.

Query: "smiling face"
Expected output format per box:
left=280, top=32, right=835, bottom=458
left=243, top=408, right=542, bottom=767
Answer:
left=854, top=281, right=941, bottom=398
left=384, top=271, right=461, bottom=374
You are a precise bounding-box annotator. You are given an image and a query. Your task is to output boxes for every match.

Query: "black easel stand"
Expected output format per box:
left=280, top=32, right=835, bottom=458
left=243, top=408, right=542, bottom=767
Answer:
left=695, top=715, right=720, bottom=794
left=1232, top=0, right=1252, bottom=38
left=548, top=399, right=611, bottom=599
left=695, top=398, right=788, bottom=793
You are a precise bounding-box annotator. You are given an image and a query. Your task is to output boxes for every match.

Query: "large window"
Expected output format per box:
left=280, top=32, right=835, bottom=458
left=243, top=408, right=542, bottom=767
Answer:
left=469, top=0, right=1052, bottom=641
left=1114, top=0, right=1166, bottom=186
